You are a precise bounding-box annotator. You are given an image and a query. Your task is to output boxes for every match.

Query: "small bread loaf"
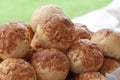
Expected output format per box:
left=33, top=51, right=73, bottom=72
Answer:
left=0, top=58, right=37, bottom=80
left=99, top=58, right=120, bottom=75
left=91, top=29, right=120, bottom=59
left=31, top=48, right=70, bottom=80
left=31, top=14, right=74, bottom=52
left=0, top=21, right=33, bottom=59
left=72, top=23, right=91, bottom=42
left=67, top=39, right=103, bottom=74
left=31, top=5, right=65, bottom=32
left=76, top=72, right=105, bottom=80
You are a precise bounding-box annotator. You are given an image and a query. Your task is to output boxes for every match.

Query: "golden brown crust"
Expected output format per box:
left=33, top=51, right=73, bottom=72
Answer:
left=31, top=14, right=74, bottom=52
left=31, top=48, right=69, bottom=71
left=31, top=5, right=65, bottom=32
left=0, top=21, right=33, bottom=59
left=93, top=29, right=120, bottom=38
left=67, top=39, right=104, bottom=73
left=0, top=58, right=37, bottom=80
left=91, top=29, right=120, bottom=59
left=40, top=14, right=74, bottom=45
left=70, top=39, right=103, bottom=68
left=76, top=72, right=105, bottom=80
left=73, top=23, right=93, bottom=40
left=99, top=58, right=120, bottom=75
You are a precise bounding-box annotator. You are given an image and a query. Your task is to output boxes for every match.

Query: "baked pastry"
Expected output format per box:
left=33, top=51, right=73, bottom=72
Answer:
left=76, top=72, right=105, bottom=80
left=31, top=14, right=74, bottom=52
left=31, top=48, right=70, bottom=80
left=91, top=29, right=120, bottom=59
left=72, top=23, right=91, bottom=42
left=99, top=58, right=120, bottom=75
left=0, top=58, right=37, bottom=80
left=31, top=5, right=65, bottom=32
left=67, top=39, right=103, bottom=74
left=0, top=21, right=33, bottom=59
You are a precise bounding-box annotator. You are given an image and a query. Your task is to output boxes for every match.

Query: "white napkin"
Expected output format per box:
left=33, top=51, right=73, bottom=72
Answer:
left=105, top=68, right=120, bottom=80
left=72, top=0, right=120, bottom=32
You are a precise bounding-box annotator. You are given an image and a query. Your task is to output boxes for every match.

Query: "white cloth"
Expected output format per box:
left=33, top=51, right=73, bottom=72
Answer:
left=72, top=0, right=120, bottom=32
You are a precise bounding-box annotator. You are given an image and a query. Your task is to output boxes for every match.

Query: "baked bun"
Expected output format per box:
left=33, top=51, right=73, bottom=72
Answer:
left=31, top=14, right=74, bottom=52
left=31, top=5, right=65, bottom=32
left=99, top=58, right=120, bottom=75
left=0, top=58, right=37, bottom=80
left=91, top=29, right=120, bottom=59
left=0, top=21, right=33, bottom=59
left=72, top=23, right=91, bottom=42
left=31, top=48, right=70, bottom=80
left=67, top=39, right=103, bottom=74
left=76, top=72, right=105, bottom=80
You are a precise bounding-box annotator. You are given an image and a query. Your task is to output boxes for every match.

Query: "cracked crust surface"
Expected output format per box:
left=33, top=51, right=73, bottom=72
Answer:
left=67, top=39, right=104, bottom=74
left=0, top=21, right=33, bottom=59
left=0, top=58, right=37, bottom=80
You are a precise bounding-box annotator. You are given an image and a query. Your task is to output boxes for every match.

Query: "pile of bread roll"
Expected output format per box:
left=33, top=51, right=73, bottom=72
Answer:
left=0, top=5, right=120, bottom=80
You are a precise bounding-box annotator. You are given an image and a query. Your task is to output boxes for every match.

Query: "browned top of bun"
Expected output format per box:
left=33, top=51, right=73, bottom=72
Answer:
left=76, top=72, right=105, bottom=80
left=0, top=21, right=33, bottom=54
left=93, top=29, right=120, bottom=38
left=32, top=48, right=69, bottom=71
left=68, top=39, right=103, bottom=68
left=0, top=58, right=36, bottom=80
left=99, top=58, right=120, bottom=75
left=37, top=14, right=74, bottom=45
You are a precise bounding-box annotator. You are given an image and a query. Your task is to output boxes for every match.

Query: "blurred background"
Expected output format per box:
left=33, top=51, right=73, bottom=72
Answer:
left=0, top=0, right=111, bottom=24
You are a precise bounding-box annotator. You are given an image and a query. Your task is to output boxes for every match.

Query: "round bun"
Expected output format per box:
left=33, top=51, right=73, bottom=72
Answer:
left=99, top=58, right=120, bottom=75
left=31, top=14, right=74, bottom=52
left=0, top=21, right=33, bottom=59
left=31, top=48, right=70, bottom=80
left=76, top=72, right=105, bottom=80
left=72, top=23, right=91, bottom=42
left=67, top=39, right=103, bottom=74
left=91, top=29, right=120, bottom=59
left=31, top=5, right=65, bottom=32
left=0, top=58, right=37, bottom=80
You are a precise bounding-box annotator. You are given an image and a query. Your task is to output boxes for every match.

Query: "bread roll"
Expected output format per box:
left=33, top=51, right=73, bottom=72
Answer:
left=91, top=29, right=120, bottom=59
left=31, top=5, right=65, bottom=32
left=31, top=48, right=70, bottom=80
left=72, top=23, right=91, bottom=42
left=99, top=58, right=120, bottom=75
left=0, top=58, right=37, bottom=80
left=31, top=14, right=74, bottom=52
left=0, top=21, right=33, bottom=59
left=76, top=72, right=105, bottom=80
left=67, top=39, right=103, bottom=74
